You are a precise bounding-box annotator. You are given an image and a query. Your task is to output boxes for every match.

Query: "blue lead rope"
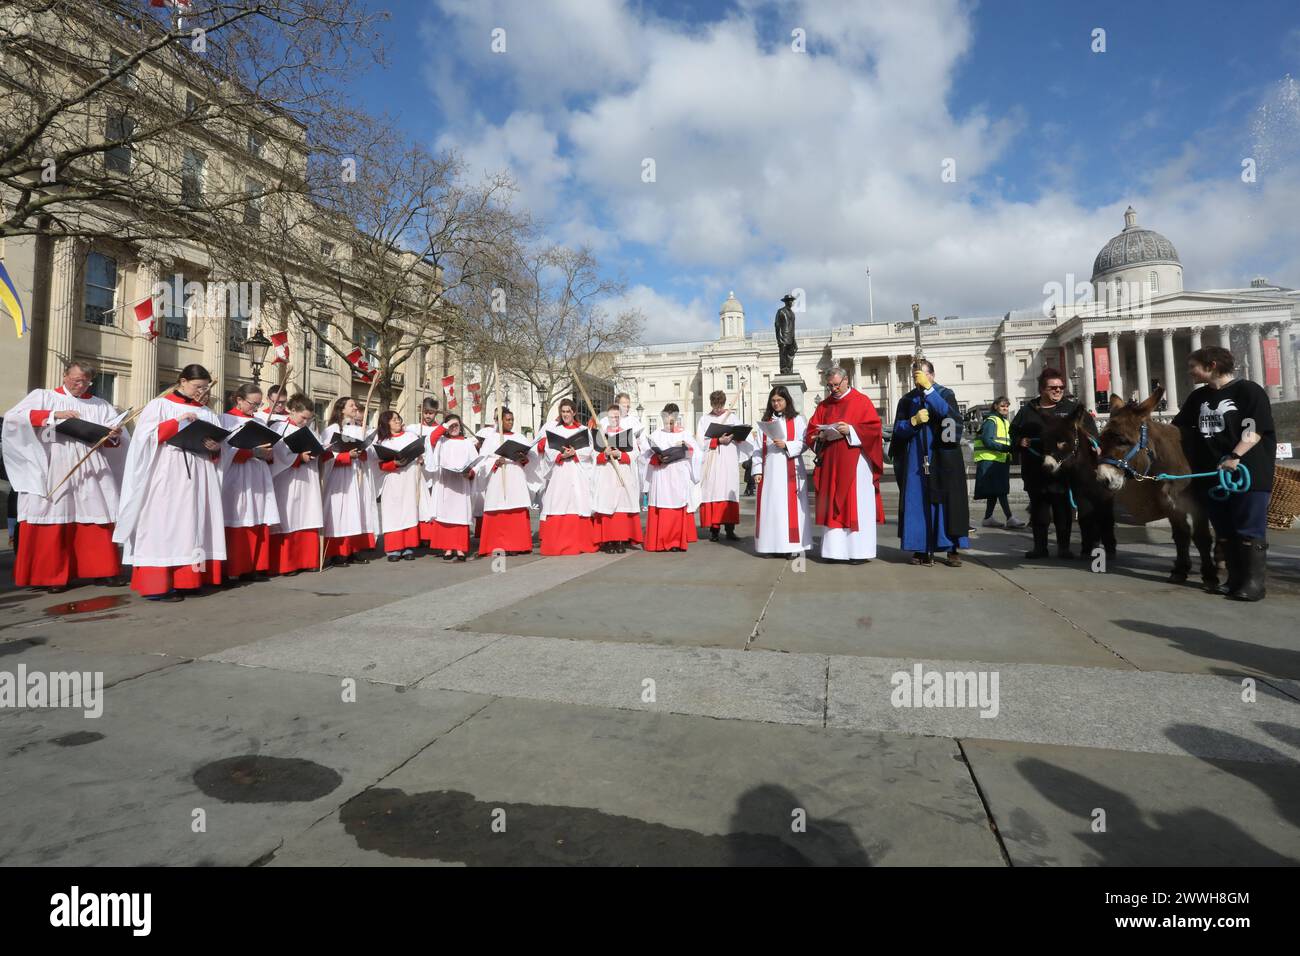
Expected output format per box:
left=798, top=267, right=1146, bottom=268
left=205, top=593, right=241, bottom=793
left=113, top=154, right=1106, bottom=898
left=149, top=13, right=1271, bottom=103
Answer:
left=1152, top=463, right=1251, bottom=501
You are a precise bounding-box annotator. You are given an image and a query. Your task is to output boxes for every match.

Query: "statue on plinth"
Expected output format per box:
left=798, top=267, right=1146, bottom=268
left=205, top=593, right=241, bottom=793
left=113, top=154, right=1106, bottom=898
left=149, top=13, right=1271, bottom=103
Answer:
left=775, top=293, right=798, bottom=375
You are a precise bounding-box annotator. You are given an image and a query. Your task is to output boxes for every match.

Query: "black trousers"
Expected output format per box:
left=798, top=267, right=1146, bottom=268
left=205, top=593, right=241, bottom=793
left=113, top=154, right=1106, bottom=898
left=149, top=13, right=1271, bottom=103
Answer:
left=1027, top=485, right=1072, bottom=549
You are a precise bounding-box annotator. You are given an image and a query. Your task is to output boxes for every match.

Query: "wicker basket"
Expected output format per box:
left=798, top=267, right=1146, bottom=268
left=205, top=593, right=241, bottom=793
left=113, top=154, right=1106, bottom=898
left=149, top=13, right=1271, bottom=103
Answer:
left=1268, top=465, right=1300, bottom=530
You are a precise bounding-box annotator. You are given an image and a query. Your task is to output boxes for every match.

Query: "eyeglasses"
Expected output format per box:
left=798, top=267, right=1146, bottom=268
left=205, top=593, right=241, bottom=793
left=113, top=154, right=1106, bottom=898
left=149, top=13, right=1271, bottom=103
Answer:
left=1045, top=385, right=1065, bottom=391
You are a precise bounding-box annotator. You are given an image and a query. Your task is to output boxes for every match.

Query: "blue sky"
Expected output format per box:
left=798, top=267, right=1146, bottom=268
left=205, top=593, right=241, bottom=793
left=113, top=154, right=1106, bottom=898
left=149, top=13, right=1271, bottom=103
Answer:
left=349, top=0, right=1300, bottom=343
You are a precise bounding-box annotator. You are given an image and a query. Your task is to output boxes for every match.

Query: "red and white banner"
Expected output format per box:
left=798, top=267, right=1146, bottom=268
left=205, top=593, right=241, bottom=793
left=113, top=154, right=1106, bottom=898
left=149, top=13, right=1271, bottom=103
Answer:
left=467, top=381, right=481, bottom=413
left=133, top=298, right=157, bottom=341
left=442, top=375, right=457, bottom=409
left=1263, top=338, right=1281, bottom=387
left=345, top=347, right=374, bottom=384
left=150, top=0, right=193, bottom=10
left=1058, top=348, right=1067, bottom=375
left=1093, top=346, right=1111, bottom=394
left=269, top=330, right=289, bottom=365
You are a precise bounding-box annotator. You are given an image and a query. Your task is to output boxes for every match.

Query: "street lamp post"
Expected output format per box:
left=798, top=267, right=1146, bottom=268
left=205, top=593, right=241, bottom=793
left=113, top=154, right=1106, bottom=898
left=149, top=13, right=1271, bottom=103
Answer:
left=246, top=327, right=273, bottom=387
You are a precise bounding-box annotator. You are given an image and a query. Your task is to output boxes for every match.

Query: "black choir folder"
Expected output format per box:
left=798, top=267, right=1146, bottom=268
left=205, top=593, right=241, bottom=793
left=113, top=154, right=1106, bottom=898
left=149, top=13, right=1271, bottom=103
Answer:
left=374, top=437, right=425, bottom=465
left=55, top=418, right=112, bottom=445
left=704, top=422, right=752, bottom=442
left=546, top=428, right=590, bottom=451
left=329, top=432, right=370, bottom=453
left=165, top=419, right=231, bottom=455
left=492, top=438, right=532, bottom=462
left=226, top=420, right=282, bottom=450
left=651, top=443, right=689, bottom=464
left=593, top=430, right=635, bottom=452
left=283, top=427, right=325, bottom=456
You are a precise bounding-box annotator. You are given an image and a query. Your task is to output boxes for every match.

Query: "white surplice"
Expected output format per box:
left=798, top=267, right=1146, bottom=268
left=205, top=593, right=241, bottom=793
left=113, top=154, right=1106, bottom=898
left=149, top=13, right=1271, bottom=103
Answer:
left=269, top=422, right=324, bottom=533
left=319, top=423, right=380, bottom=539
left=429, top=435, right=478, bottom=525
left=540, top=424, right=595, bottom=518
left=479, top=431, right=543, bottom=511
left=2, top=387, right=129, bottom=525
left=640, top=428, right=702, bottom=508
left=219, top=412, right=280, bottom=528
left=113, top=394, right=226, bottom=566
left=375, top=429, right=423, bottom=533
left=695, top=411, right=753, bottom=508
left=592, top=427, right=641, bottom=515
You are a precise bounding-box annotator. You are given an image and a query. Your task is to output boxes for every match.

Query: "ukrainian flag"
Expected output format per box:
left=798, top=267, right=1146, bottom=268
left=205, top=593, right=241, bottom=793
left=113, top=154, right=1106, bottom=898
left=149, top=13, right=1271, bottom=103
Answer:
left=0, top=260, right=27, bottom=338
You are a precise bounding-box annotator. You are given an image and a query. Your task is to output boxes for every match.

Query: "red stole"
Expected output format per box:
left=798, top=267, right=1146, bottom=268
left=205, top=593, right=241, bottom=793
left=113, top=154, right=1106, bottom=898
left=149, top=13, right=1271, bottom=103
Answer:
left=806, top=388, right=884, bottom=530
left=755, top=417, right=800, bottom=543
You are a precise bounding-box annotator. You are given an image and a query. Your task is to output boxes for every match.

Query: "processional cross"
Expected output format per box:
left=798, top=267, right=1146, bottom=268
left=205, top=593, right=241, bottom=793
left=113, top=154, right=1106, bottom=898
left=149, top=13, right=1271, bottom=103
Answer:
left=894, top=303, right=938, bottom=360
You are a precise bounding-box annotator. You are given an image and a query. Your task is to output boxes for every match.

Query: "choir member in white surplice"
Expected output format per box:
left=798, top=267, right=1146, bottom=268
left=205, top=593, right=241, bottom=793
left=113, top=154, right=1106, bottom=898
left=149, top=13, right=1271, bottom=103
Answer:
left=319, top=397, right=378, bottom=565
left=413, top=397, right=448, bottom=550
left=2, top=361, right=130, bottom=591
left=600, top=392, right=648, bottom=510
left=219, top=383, right=280, bottom=580
left=539, top=398, right=597, bottom=555
left=254, top=384, right=288, bottom=428
left=640, top=403, right=702, bottom=552
left=696, top=390, right=754, bottom=541
left=478, top=408, right=542, bottom=556
left=113, top=364, right=226, bottom=601
left=592, top=403, right=642, bottom=552
left=752, top=385, right=810, bottom=557
left=374, top=410, right=424, bottom=561
left=426, top=413, right=478, bottom=560
left=267, top=395, right=324, bottom=575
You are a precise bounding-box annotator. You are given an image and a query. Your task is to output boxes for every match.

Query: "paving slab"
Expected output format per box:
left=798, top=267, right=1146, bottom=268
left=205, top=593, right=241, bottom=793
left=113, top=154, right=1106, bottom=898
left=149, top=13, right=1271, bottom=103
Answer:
left=419, top=636, right=827, bottom=725
left=272, top=695, right=1005, bottom=866
left=0, top=659, right=490, bottom=866
left=0, top=641, right=181, bottom=715
left=963, top=737, right=1300, bottom=865
left=827, top=655, right=1300, bottom=762
left=758, top=588, right=1126, bottom=667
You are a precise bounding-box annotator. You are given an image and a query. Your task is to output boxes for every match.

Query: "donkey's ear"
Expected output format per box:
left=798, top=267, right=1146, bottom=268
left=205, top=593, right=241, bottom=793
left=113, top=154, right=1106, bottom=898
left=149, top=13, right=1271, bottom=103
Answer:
left=1108, top=394, right=1125, bottom=413
left=1071, top=403, right=1088, bottom=423
left=1134, top=386, right=1163, bottom=418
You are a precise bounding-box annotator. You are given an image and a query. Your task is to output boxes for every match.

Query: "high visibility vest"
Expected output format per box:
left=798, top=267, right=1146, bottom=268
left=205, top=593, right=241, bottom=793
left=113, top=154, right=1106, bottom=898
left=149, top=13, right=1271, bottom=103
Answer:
left=972, top=415, right=1009, bottom=463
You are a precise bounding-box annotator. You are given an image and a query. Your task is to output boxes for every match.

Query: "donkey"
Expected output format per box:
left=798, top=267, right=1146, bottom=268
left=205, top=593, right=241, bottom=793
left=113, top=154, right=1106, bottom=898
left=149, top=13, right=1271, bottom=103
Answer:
left=1095, top=389, right=1218, bottom=588
left=1040, top=405, right=1117, bottom=562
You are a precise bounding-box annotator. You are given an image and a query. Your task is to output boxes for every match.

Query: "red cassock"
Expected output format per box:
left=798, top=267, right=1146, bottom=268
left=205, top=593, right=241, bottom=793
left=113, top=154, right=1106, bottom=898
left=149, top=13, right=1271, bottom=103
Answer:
left=805, top=389, right=885, bottom=530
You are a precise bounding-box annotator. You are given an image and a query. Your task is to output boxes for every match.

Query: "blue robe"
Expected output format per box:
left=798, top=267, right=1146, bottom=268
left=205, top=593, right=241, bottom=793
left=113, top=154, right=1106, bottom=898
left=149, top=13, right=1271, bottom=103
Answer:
left=892, top=386, right=970, bottom=554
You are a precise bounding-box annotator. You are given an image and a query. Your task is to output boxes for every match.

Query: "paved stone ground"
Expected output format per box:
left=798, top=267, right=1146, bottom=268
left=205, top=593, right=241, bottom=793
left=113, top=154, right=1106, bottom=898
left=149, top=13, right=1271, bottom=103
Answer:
left=1, top=492, right=1298, bottom=866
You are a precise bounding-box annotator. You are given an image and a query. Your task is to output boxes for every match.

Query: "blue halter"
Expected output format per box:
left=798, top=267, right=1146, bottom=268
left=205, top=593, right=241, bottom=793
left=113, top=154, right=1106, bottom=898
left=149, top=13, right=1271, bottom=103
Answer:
left=1101, top=422, right=1250, bottom=499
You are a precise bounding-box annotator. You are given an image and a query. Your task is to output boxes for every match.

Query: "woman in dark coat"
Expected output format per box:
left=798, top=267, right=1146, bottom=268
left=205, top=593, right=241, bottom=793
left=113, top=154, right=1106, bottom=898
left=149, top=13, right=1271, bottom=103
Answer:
left=1010, top=368, right=1088, bottom=559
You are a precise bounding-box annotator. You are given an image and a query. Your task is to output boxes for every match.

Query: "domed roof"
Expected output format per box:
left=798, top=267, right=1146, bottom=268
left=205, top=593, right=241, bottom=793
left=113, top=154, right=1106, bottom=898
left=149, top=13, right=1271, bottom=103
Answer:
left=719, top=290, right=743, bottom=315
left=1092, top=206, right=1180, bottom=281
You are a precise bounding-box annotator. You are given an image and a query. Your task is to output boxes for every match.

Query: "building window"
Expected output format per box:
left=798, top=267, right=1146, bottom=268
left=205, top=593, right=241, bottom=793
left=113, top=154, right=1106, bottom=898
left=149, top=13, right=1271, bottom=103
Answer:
left=320, top=240, right=334, bottom=258
left=649, top=382, right=656, bottom=396
left=108, top=49, right=136, bottom=88
left=181, top=148, right=205, bottom=204
left=248, top=132, right=265, bottom=159
left=243, top=177, right=263, bottom=228
left=83, top=252, right=117, bottom=325
left=90, top=371, right=116, bottom=404
left=164, top=274, right=189, bottom=340
left=313, top=400, right=328, bottom=422
left=227, top=290, right=253, bottom=352
left=673, top=380, right=681, bottom=393
left=725, top=373, right=734, bottom=390
left=1148, top=271, right=1159, bottom=294
left=184, top=91, right=199, bottom=116
left=315, top=317, right=330, bottom=368
left=105, top=111, right=134, bottom=173
left=955, top=363, right=964, bottom=381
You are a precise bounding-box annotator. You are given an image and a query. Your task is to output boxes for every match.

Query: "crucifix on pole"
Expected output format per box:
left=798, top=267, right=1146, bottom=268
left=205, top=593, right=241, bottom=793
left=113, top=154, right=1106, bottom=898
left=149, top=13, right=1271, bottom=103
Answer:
left=895, top=303, right=937, bottom=360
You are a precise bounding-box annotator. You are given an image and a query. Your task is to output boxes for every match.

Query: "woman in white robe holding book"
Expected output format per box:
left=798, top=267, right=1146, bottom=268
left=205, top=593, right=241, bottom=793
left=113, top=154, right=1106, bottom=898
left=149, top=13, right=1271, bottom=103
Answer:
left=374, top=410, right=423, bottom=561
left=426, top=413, right=477, bottom=561
left=752, top=385, right=810, bottom=557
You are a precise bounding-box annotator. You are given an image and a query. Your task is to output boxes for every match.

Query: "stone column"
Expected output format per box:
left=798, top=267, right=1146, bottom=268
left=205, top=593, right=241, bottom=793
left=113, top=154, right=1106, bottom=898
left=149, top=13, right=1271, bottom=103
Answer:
left=129, top=259, right=160, bottom=408
left=885, top=354, right=900, bottom=424
left=1081, top=332, right=1096, bottom=411
left=1281, top=321, right=1298, bottom=402
left=1189, top=326, right=1203, bottom=352
left=1134, top=329, right=1150, bottom=399
left=1107, top=331, right=1123, bottom=402
left=1160, top=328, right=1178, bottom=409
left=44, top=238, right=82, bottom=386
left=1248, top=324, right=1265, bottom=386
left=1001, top=344, right=1016, bottom=404
left=200, top=274, right=225, bottom=406
left=1218, top=325, right=1232, bottom=350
